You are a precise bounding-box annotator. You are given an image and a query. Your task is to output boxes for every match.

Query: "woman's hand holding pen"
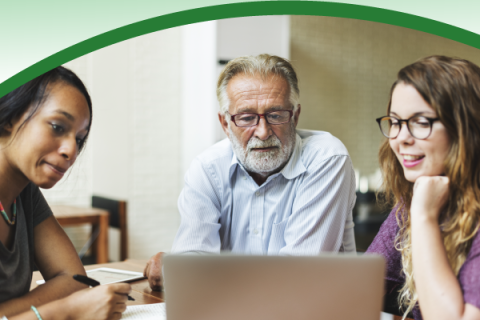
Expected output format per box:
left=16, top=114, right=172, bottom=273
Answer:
left=64, top=283, right=131, bottom=320
left=8, top=283, right=132, bottom=320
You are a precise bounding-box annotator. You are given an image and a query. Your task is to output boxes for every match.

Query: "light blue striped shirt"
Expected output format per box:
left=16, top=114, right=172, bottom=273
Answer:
left=172, top=129, right=356, bottom=255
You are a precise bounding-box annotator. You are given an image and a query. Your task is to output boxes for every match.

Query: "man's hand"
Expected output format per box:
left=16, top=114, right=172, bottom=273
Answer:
left=144, top=252, right=164, bottom=291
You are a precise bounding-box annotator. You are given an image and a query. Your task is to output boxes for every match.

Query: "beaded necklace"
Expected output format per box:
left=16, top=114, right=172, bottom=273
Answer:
left=0, top=200, right=17, bottom=226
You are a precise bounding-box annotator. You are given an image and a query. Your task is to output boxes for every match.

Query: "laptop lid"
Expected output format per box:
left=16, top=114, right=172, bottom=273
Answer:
left=163, top=254, right=385, bottom=320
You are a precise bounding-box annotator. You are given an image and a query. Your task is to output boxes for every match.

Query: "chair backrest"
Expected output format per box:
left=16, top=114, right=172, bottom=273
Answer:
left=92, top=195, right=128, bottom=261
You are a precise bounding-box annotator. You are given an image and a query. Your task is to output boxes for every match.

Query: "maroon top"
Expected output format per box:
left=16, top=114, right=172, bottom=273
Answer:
left=366, top=207, right=480, bottom=320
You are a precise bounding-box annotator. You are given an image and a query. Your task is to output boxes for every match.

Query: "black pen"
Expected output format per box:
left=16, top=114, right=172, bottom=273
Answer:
left=73, top=274, right=135, bottom=301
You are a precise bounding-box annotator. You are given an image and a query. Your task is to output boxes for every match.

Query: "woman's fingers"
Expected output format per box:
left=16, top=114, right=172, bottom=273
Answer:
left=108, top=312, right=123, bottom=320
left=110, top=283, right=132, bottom=295
left=411, top=176, right=449, bottom=220
left=64, top=283, right=132, bottom=320
left=113, top=301, right=127, bottom=313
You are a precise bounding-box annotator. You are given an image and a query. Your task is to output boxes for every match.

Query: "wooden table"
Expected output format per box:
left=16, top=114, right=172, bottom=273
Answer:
left=51, top=205, right=109, bottom=264
left=31, top=260, right=164, bottom=305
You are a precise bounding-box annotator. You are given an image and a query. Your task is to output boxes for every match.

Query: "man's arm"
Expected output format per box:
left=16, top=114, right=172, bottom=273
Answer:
left=174, top=157, right=225, bottom=253
left=145, top=157, right=224, bottom=289
left=280, top=155, right=356, bottom=255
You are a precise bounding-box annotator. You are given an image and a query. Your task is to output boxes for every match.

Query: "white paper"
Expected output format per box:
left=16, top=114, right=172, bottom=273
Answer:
left=121, top=303, right=166, bottom=320
left=36, top=268, right=145, bottom=286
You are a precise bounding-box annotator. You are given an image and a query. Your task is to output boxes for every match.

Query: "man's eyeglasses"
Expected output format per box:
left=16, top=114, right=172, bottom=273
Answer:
left=229, top=110, right=294, bottom=127
left=376, top=115, right=440, bottom=140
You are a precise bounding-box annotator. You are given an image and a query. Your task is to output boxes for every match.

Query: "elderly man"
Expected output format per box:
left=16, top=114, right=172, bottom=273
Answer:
left=144, top=54, right=356, bottom=290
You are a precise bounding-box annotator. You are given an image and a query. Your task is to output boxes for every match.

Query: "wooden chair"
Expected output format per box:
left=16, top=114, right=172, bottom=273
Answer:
left=91, top=195, right=128, bottom=261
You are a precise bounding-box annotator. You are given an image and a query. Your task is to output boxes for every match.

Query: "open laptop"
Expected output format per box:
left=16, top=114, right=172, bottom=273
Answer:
left=163, top=254, right=385, bottom=320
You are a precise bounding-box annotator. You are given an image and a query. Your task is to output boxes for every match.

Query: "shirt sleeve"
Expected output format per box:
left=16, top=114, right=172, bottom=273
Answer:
left=279, top=155, right=356, bottom=255
left=30, top=183, right=53, bottom=227
left=458, top=231, right=480, bottom=310
left=171, top=158, right=223, bottom=254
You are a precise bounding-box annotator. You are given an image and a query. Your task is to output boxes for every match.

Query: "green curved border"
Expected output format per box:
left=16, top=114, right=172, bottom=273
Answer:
left=1, top=1, right=479, bottom=98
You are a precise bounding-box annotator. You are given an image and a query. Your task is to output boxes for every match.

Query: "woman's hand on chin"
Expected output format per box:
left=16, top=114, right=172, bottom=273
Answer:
left=411, top=175, right=449, bottom=222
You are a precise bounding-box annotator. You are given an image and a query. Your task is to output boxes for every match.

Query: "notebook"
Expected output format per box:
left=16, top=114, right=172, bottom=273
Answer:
left=163, top=254, right=385, bottom=320
left=121, top=303, right=166, bottom=320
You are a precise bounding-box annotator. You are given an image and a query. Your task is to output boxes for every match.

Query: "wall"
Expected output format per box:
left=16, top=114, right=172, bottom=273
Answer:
left=217, top=16, right=290, bottom=60
left=127, top=29, right=183, bottom=258
left=291, top=16, right=480, bottom=182
left=181, top=21, right=218, bottom=176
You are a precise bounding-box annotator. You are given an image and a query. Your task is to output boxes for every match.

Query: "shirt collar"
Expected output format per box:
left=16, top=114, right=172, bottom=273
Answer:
left=279, top=133, right=306, bottom=180
left=229, top=150, right=240, bottom=178
left=228, top=132, right=306, bottom=180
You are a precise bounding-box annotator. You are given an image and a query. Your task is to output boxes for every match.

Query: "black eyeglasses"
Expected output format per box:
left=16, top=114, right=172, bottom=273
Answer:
left=376, top=115, right=440, bottom=140
left=228, top=110, right=294, bottom=127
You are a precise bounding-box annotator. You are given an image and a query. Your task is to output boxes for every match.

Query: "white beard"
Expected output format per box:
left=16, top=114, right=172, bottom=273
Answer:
left=229, top=123, right=296, bottom=175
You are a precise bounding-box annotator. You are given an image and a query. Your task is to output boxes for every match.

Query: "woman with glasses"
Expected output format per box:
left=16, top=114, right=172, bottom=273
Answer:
left=0, top=67, right=130, bottom=320
left=367, top=56, right=480, bottom=320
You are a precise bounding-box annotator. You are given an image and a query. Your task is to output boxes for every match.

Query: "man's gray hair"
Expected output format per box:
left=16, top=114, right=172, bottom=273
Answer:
left=217, top=54, right=300, bottom=115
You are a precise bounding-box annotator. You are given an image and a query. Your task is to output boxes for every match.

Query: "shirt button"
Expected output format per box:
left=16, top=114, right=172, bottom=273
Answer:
left=253, top=229, right=259, bottom=235
left=243, top=176, right=247, bottom=180
left=255, top=191, right=260, bottom=196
